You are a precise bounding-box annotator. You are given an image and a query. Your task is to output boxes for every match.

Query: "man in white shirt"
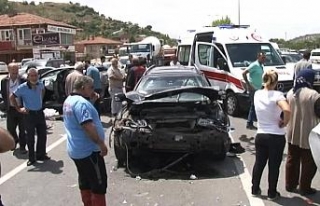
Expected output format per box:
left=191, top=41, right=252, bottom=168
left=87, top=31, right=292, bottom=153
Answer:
left=0, top=63, right=27, bottom=153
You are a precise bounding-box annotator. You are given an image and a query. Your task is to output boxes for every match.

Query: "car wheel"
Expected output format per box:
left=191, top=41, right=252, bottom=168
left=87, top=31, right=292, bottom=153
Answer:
left=225, top=92, right=240, bottom=116
left=213, top=145, right=227, bottom=161
left=113, top=130, right=127, bottom=167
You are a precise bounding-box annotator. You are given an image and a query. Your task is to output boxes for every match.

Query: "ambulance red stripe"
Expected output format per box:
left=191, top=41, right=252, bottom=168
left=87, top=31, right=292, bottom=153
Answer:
left=202, top=70, right=244, bottom=90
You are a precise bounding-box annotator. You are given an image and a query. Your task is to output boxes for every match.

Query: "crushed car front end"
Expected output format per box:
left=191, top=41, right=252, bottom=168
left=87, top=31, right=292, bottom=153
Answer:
left=113, top=87, right=231, bottom=160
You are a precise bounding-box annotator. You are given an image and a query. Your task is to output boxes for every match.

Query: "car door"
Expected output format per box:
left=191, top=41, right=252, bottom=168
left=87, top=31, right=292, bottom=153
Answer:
left=195, top=42, right=229, bottom=90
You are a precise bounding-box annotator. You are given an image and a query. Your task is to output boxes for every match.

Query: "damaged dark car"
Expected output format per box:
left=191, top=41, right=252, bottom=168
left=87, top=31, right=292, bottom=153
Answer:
left=112, top=66, right=232, bottom=166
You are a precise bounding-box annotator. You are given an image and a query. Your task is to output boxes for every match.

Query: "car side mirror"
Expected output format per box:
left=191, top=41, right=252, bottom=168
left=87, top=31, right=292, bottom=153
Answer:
left=217, top=58, right=229, bottom=71
left=114, top=93, right=126, bottom=102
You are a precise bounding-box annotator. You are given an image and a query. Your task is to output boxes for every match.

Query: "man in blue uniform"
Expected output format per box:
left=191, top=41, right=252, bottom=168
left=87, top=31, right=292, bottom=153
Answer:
left=63, top=75, right=108, bottom=206
left=10, top=68, right=49, bottom=166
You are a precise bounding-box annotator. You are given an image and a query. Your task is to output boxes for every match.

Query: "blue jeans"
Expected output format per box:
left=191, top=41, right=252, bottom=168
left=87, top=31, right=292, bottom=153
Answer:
left=247, top=89, right=257, bottom=126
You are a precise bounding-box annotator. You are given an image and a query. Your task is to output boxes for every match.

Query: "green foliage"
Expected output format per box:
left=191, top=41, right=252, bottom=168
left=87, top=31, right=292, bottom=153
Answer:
left=9, top=1, right=176, bottom=45
left=0, top=0, right=14, bottom=14
left=269, top=37, right=320, bottom=50
left=212, top=16, right=233, bottom=26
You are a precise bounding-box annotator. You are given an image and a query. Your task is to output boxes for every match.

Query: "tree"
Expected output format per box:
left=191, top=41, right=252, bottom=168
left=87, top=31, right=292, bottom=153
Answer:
left=211, top=16, right=233, bottom=26
left=129, top=36, right=136, bottom=43
left=0, top=0, right=14, bottom=14
left=145, top=25, right=152, bottom=30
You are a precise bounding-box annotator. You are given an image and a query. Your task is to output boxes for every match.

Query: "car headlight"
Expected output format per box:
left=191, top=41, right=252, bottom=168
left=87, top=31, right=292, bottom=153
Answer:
left=197, top=118, right=214, bottom=127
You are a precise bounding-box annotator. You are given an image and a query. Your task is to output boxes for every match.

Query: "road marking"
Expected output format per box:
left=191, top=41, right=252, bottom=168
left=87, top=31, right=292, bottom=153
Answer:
left=0, top=134, right=67, bottom=186
left=229, top=132, right=265, bottom=206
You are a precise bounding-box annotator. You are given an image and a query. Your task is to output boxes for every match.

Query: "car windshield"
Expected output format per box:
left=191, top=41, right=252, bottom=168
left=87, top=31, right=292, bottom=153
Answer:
left=136, top=75, right=210, bottom=102
left=129, top=44, right=151, bottom=53
left=287, top=54, right=302, bottom=62
left=312, top=52, right=320, bottom=57
left=226, top=43, right=284, bottom=67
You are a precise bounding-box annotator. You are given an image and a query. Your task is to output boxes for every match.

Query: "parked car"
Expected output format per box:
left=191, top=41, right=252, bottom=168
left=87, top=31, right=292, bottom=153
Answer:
left=20, top=58, right=66, bottom=72
left=40, top=66, right=75, bottom=113
left=20, top=66, right=55, bottom=79
left=21, top=58, right=33, bottom=66
left=112, top=66, right=231, bottom=166
left=0, top=62, right=8, bottom=74
left=40, top=66, right=111, bottom=114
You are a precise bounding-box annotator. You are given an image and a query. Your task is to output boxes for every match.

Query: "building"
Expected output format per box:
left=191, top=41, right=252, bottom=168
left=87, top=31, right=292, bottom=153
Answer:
left=0, top=12, right=77, bottom=63
left=75, top=36, right=123, bottom=60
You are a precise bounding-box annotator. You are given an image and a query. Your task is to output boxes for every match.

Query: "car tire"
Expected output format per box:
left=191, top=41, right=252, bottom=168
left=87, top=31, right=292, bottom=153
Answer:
left=113, top=130, right=127, bottom=167
left=225, top=91, right=240, bottom=116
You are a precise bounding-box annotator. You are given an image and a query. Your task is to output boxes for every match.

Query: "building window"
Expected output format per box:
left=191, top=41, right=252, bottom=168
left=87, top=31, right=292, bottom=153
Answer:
left=18, top=28, right=32, bottom=40
left=0, top=30, right=14, bottom=41
left=60, top=33, right=73, bottom=45
left=36, top=28, right=45, bottom=34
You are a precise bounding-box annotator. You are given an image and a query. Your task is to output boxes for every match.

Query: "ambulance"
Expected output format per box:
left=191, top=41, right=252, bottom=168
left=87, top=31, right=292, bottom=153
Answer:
left=177, top=25, right=293, bottom=116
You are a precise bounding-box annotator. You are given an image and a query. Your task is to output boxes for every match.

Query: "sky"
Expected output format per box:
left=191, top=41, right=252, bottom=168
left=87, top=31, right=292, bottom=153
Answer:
left=11, top=0, right=320, bottom=40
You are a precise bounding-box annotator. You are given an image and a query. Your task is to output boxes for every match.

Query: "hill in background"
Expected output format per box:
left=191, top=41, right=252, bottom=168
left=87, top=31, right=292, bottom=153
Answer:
left=5, top=1, right=177, bottom=45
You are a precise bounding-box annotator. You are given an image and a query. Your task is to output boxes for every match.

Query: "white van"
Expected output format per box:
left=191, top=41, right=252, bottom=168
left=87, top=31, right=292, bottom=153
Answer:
left=310, top=49, right=320, bottom=64
left=177, top=25, right=293, bottom=116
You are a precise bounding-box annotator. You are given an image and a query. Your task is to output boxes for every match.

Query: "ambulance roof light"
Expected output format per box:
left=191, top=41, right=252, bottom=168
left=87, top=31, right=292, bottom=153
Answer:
left=217, top=24, right=250, bottom=29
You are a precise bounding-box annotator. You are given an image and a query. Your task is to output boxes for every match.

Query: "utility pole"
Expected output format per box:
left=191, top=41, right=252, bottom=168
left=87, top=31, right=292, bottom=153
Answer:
left=238, top=0, right=241, bottom=25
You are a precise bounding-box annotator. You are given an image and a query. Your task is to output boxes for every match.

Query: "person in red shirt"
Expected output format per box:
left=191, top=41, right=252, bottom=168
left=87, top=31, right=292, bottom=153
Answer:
left=125, top=57, right=146, bottom=92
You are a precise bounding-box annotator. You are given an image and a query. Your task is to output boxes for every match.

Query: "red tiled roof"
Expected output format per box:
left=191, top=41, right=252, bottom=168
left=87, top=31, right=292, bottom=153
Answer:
left=75, top=36, right=123, bottom=45
left=0, top=13, right=76, bottom=28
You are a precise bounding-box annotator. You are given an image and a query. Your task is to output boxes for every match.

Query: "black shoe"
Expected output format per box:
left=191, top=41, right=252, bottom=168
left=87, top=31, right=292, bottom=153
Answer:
left=300, top=188, right=317, bottom=196
left=27, top=160, right=36, bottom=166
left=36, top=155, right=51, bottom=161
left=252, top=188, right=262, bottom=197
left=268, top=191, right=280, bottom=201
left=246, top=125, right=257, bottom=130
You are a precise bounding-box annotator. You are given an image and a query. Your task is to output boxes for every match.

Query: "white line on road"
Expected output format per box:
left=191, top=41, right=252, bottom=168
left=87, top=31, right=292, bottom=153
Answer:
left=0, top=134, right=67, bottom=186
left=229, top=132, right=265, bottom=206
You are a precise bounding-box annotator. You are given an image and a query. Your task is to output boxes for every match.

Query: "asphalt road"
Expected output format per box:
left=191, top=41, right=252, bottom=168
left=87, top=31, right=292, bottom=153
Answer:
left=0, top=115, right=319, bottom=206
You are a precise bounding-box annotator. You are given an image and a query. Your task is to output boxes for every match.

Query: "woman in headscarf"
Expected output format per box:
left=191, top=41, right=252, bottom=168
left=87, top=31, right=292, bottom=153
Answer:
left=286, top=68, right=320, bottom=196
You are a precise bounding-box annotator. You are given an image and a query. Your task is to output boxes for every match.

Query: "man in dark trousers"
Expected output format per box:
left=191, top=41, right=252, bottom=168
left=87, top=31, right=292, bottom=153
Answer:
left=1, top=63, right=27, bottom=153
left=10, top=68, right=50, bottom=166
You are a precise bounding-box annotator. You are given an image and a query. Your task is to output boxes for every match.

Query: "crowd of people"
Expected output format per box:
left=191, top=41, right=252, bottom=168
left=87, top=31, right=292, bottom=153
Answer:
left=0, top=54, right=149, bottom=205
left=1, top=50, right=319, bottom=204
left=243, top=50, right=319, bottom=200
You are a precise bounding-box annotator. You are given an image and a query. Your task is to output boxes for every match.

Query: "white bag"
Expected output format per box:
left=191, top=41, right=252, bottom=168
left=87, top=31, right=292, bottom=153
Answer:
left=309, top=123, right=320, bottom=169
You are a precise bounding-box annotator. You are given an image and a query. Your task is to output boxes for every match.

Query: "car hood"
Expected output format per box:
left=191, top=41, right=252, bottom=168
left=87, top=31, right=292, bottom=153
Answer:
left=126, top=86, right=220, bottom=102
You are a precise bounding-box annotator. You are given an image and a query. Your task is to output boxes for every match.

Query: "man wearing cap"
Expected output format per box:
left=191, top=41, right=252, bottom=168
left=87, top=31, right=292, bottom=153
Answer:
left=10, top=68, right=50, bottom=166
